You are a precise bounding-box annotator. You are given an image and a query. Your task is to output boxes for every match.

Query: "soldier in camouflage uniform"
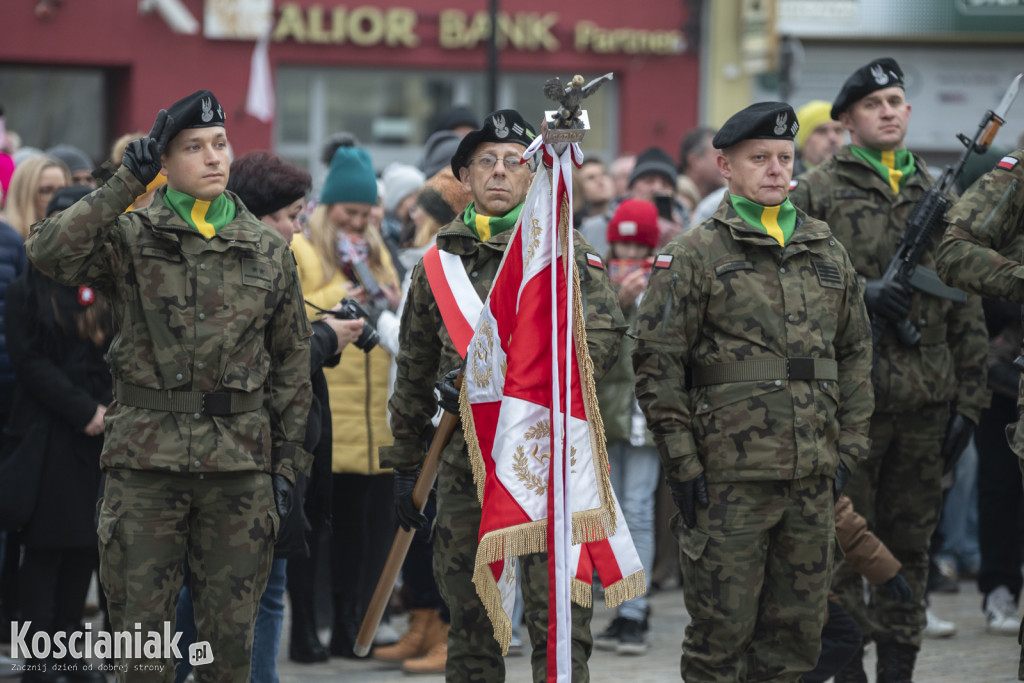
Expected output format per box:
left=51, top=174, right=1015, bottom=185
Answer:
left=935, top=148, right=1024, bottom=680
left=788, top=59, right=989, bottom=682
left=25, top=90, right=313, bottom=683
left=632, top=101, right=874, bottom=682
left=381, top=109, right=625, bottom=682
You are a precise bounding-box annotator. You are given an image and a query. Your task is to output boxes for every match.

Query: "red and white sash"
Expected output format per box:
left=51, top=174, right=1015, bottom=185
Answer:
left=422, top=245, right=484, bottom=360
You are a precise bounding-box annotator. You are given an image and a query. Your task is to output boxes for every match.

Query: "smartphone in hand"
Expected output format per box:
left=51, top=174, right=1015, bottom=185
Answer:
left=608, top=258, right=652, bottom=287
left=654, top=195, right=674, bottom=221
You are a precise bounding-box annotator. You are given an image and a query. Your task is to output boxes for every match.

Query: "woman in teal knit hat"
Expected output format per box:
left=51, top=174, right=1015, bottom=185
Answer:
left=290, top=143, right=402, bottom=657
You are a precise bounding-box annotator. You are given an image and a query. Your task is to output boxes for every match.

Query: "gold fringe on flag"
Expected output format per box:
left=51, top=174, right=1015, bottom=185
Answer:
left=601, top=569, right=647, bottom=609
left=476, top=521, right=548, bottom=565
left=472, top=561, right=514, bottom=655
left=461, top=379, right=488, bottom=505
left=572, top=577, right=593, bottom=608
left=569, top=258, right=617, bottom=539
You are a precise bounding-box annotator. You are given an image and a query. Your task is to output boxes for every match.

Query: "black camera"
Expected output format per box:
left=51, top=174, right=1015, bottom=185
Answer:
left=329, top=297, right=380, bottom=352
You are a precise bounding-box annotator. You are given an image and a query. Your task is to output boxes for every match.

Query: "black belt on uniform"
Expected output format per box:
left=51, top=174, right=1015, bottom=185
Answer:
left=690, top=358, right=838, bottom=387
left=114, top=380, right=265, bottom=416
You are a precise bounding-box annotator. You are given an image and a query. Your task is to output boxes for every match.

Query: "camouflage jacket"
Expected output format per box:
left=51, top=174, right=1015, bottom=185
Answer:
left=25, top=166, right=313, bottom=483
left=937, top=148, right=1024, bottom=454
left=789, top=146, right=989, bottom=422
left=381, top=212, right=627, bottom=471
left=632, top=198, right=874, bottom=484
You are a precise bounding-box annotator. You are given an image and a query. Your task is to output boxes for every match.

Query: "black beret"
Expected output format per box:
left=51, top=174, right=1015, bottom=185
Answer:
left=165, top=90, right=226, bottom=140
left=831, top=58, right=905, bottom=119
left=451, top=109, right=536, bottom=177
left=712, top=102, right=799, bottom=150
left=46, top=185, right=92, bottom=217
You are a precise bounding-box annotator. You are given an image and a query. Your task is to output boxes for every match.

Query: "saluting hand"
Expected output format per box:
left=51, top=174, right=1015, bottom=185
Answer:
left=122, top=109, right=175, bottom=185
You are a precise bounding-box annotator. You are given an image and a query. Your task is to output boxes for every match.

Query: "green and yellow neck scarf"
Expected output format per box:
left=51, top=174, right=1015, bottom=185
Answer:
left=850, top=145, right=916, bottom=194
left=730, top=195, right=798, bottom=246
left=463, top=201, right=522, bottom=242
left=164, top=188, right=236, bottom=239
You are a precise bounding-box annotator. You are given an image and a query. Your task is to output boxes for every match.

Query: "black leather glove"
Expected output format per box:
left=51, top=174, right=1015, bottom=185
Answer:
left=940, top=412, right=975, bottom=475
left=864, top=278, right=913, bottom=323
left=121, top=109, right=175, bottom=185
left=271, top=473, right=293, bottom=519
left=436, top=368, right=461, bottom=415
left=883, top=573, right=913, bottom=603
left=394, top=467, right=427, bottom=532
left=668, top=473, right=709, bottom=529
left=833, top=460, right=851, bottom=503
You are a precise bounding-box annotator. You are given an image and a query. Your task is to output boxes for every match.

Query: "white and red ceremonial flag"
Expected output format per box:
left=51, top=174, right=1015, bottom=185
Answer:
left=462, top=134, right=644, bottom=682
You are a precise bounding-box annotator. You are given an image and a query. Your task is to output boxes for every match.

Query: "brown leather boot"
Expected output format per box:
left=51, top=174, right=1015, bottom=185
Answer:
left=372, top=608, right=439, bottom=662
left=402, top=622, right=449, bottom=674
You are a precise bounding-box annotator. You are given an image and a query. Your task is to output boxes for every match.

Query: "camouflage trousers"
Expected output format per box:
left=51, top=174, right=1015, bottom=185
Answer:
left=433, top=460, right=594, bottom=682
left=831, top=405, right=947, bottom=652
left=97, top=468, right=278, bottom=683
left=674, top=476, right=834, bottom=682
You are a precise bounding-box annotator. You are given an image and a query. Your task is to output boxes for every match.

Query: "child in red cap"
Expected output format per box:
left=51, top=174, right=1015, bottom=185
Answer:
left=593, top=197, right=659, bottom=655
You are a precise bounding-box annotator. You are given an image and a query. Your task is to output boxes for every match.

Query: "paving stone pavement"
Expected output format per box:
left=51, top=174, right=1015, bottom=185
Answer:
left=276, top=578, right=1022, bottom=682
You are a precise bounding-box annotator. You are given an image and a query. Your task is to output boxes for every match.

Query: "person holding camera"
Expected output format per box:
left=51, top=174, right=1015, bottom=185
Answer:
left=289, top=143, right=402, bottom=658
left=25, top=90, right=314, bottom=681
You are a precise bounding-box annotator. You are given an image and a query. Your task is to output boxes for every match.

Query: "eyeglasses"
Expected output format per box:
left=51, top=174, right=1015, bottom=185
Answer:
left=469, top=155, right=529, bottom=173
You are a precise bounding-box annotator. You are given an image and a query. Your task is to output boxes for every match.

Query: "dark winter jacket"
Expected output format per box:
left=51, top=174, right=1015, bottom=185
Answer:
left=4, top=264, right=112, bottom=548
left=0, top=220, right=27, bottom=419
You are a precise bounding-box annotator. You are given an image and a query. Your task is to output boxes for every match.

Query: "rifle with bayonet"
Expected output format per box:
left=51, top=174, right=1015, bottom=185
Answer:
left=872, top=73, right=1022, bottom=347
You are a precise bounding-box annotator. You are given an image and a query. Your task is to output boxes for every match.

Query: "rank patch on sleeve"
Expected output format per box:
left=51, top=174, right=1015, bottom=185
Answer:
left=586, top=253, right=604, bottom=269
left=654, top=254, right=674, bottom=269
left=813, top=260, right=844, bottom=289
left=997, top=156, right=1019, bottom=171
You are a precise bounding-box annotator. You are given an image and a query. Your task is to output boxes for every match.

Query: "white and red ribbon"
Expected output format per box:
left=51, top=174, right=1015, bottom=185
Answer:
left=422, top=244, right=485, bottom=359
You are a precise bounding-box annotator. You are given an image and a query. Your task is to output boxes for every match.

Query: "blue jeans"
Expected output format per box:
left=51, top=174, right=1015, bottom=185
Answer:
left=939, top=437, right=980, bottom=574
left=606, top=442, right=659, bottom=623
left=175, top=557, right=287, bottom=683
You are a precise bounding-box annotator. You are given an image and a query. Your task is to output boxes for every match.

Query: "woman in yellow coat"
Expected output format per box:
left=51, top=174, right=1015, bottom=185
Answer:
left=291, top=143, right=401, bottom=657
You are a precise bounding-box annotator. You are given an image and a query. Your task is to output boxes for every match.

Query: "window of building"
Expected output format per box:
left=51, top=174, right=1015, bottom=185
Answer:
left=273, top=66, right=618, bottom=192
left=0, top=66, right=107, bottom=164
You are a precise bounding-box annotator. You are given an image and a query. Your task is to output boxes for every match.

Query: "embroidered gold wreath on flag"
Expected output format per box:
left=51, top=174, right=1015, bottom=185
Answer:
left=471, top=317, right=495, bottom=389
left=513, top=420, right=580, bottom=496
left=526, top=216, right=542, bottom=267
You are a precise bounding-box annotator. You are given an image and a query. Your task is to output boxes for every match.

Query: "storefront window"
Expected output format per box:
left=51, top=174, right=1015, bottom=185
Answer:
left=274, top=66, right=618, bottom=191
left=0, top=67, right=107, bottom=164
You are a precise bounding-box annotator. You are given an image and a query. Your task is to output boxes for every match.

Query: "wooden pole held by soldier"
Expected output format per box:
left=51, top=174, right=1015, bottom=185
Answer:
left=353, top=373, right=462, bottom=657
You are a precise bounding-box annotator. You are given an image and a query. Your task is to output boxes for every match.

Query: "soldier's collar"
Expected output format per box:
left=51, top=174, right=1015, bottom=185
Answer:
left=436, top=214, right=513, bottom=255
left=146, top=188, right=261, bottom=243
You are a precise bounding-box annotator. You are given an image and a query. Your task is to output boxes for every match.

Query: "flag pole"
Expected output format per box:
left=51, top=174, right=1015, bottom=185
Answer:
left=354, top=373, right=463, bottom=657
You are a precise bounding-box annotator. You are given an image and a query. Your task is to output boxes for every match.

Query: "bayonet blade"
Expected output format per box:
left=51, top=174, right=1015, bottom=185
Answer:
left=994, top=74, right=1022, bottom=121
